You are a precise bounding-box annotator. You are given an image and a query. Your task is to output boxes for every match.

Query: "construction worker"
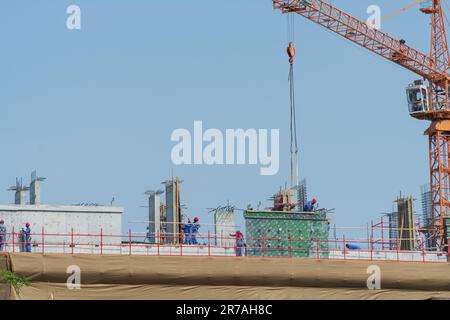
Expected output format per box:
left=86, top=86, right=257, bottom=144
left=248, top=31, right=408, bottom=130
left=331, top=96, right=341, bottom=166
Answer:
left=303, top=198, right=318, bottom=212
left=230, top=231, right=245, bottom=257
left=0, top=220, right=6, bottom=252
left=191, top=217, right=200, bottom=245
left=23, top=223, right=32, bottom=253
left=345, top=243, right=361, bottom=250
left=144, top=226, right=152, bottom=243
left=182, top=220, right=192, bottom=245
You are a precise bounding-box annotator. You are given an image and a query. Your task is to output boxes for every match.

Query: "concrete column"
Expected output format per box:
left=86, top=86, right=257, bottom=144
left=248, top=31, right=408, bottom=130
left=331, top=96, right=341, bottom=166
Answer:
left=148, top=193, right=161, bottom=244
left=15, top=190, right=27, bottom=205
left=30, top=172, right=45, bottom=205
left=165, top=178, right=181, bottom=244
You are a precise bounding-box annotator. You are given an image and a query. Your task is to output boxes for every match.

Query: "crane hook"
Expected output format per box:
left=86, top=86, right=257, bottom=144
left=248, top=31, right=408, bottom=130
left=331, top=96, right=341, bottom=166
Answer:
left=287, top=41, right=296, bottom=64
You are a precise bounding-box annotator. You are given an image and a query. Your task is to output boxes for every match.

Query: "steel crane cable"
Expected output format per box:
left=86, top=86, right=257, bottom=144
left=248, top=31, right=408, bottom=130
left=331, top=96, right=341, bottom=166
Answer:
left=289, top=62, right=299, bottom=189
left=287, top=12, right=299, bottom=193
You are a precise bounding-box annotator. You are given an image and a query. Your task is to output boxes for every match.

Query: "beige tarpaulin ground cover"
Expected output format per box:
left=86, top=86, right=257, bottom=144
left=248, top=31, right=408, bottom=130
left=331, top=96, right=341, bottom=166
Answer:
left=1, top=253, right=450, bottom=300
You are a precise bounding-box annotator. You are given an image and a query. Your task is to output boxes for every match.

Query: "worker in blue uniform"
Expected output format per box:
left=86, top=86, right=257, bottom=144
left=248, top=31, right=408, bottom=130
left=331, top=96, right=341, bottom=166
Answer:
left=182, top=221, right=192, bottom=245
left=191, top=217, right=200, bottom=245
left=345, top=243, right=362, bottom=250
left=23, top=223, right=32, bottom=253
left=303, top=198, right=318, bottom=212
left=0, top=220, right=6, bottom=252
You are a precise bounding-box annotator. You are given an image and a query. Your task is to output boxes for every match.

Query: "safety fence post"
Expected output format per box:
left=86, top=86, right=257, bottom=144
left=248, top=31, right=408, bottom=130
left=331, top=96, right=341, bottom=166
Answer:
left=289, top=233, right=293, bottom=258
left=422, top=237, right=425, bottom=262
left=381, top=216, right=384, bottom=251
left=316, top=239, right=319, bottom=259
left=180, top=234, right=183, bottom=257
left=263, top=236, right=266, bottom=257
left=157, top=231, right=160, bottom=256
left=343, top=236, right=346, bottom=260
left=42, top=227, right=44, bottom=255
left=370, top=238, right=373, bottom=261
left=128, top=229, right=132, bottom=256
left=447, top=238, right=450, bottom=261
left=370, top=220, right=374, bottom=261
left=100, top=228, right=103, bottom=256
left=208, top=230, right=211, bottom=256
left=71, top=228, right=74, bottom=255
left=12, top=226, right=15, bottom=253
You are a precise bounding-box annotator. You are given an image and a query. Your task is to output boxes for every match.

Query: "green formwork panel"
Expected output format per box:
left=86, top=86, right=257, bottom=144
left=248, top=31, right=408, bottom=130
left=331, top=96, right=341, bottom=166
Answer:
left=244, top=211, right=329, bottom=258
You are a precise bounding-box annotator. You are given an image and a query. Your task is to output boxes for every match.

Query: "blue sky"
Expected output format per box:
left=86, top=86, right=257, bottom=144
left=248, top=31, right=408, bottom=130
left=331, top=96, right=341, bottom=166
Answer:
left=0, top=1, right=432, bottom=235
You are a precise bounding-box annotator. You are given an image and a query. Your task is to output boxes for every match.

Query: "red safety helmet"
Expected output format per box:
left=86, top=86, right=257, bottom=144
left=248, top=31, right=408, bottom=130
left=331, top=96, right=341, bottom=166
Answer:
left=25, top=222, right=30, bottom=227
left=0, top=220, right=4, bottom=224
left=193, top=217, right=199, bottom=222
left=312, top=198, right=318, bottom=204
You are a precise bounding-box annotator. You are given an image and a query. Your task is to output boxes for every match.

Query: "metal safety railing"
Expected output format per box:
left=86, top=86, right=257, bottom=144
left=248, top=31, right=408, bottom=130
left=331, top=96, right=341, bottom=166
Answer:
left=0, top=227, right=448, bottom=263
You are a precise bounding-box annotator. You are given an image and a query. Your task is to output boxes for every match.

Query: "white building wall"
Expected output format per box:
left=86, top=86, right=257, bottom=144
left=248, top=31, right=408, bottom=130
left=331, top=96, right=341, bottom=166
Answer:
left=0, top=205, right=123, bottom=251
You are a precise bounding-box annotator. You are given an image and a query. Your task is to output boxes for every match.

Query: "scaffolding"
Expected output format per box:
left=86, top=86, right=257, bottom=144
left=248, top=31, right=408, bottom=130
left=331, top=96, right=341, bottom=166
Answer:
left=385, top=195, right=418, bottom=251
left=421, top=185, right=435, bottom=249
left=297, top=179, right=307, bottom=211
left=212, top=205, right=236, bottom=247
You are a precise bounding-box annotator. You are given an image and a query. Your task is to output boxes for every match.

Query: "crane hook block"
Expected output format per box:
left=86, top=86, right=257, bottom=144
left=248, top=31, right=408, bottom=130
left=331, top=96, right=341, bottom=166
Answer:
left=287, top=42, right=296, bottom=64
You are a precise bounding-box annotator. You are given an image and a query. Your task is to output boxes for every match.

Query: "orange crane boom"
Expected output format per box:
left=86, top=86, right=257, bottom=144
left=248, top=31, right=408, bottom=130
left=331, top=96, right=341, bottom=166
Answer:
left=273, top=0, right=447, bottom=85
left=273, top=0, right=450, bottom=249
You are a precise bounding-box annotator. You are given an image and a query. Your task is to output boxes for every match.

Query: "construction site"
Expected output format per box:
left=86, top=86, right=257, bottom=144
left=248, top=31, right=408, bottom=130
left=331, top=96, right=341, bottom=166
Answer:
left=2, top=0, right=450, bottom=300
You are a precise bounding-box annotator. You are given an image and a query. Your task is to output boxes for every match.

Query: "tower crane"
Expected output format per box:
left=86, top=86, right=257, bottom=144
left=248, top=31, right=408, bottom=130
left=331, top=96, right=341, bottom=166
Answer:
left=272, top=0, right=450, bottom=249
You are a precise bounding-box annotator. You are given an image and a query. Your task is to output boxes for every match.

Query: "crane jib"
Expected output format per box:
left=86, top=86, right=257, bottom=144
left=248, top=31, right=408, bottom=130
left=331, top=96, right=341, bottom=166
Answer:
left=272, top=0, right=447, bottom=84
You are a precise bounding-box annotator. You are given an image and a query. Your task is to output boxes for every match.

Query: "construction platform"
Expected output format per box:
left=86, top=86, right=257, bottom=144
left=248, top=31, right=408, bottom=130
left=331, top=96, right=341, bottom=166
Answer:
left=1, top=253, right=450, bottom=300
